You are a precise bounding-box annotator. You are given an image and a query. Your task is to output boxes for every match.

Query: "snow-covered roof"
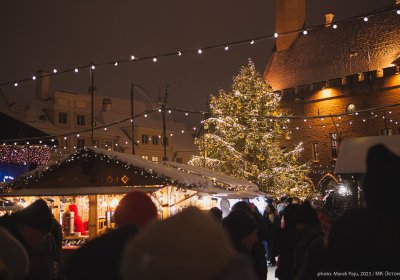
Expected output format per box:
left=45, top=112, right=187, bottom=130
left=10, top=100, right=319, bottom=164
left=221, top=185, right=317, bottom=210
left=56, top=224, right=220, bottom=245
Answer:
left=335, top=135, right=400, bottom=174
left=1, top=147, right=259, bottom=196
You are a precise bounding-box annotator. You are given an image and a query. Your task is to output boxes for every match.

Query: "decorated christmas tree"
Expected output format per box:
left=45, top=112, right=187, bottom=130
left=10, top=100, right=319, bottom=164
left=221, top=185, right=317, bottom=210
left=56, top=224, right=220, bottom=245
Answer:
left=190, top=60, right=313, bottom=198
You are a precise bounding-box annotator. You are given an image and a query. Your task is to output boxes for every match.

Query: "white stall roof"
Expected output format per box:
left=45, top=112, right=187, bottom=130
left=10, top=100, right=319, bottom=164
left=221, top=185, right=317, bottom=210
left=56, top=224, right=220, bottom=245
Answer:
left=335, top=135, right=400, bottom=174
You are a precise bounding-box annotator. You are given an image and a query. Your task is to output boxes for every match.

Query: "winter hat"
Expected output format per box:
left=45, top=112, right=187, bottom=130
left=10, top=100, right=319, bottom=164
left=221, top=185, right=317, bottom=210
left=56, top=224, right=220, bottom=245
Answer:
left=363, top=144, right=400, bottom=214
left=14, top=199, right=53, bottom=232
left=222, top=210, right=257, bottom=240
left=120, top=207, right=236, bottom=280
left=114, top=191, right=158, bottom=228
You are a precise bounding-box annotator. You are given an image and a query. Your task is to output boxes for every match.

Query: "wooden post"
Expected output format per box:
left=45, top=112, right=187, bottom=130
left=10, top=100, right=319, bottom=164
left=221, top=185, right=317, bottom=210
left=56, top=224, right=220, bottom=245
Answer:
left=88, top=195, right=98, bottom=239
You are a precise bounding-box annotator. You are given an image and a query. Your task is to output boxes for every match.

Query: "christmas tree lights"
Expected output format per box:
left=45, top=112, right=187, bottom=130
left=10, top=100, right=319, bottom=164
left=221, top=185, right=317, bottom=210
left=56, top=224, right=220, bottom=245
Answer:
left=190, top=60, right=314, bottom=198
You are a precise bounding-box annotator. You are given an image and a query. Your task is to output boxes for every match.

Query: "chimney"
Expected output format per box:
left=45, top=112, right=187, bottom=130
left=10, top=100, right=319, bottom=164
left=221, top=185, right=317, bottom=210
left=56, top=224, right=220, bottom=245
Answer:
left=102, top=98, right=112, bottom=112
left=275, top=0, right=306, bottom=52
left=325, top=13, right=334, bottom=27
left=35, top=70, right=50, bottom=100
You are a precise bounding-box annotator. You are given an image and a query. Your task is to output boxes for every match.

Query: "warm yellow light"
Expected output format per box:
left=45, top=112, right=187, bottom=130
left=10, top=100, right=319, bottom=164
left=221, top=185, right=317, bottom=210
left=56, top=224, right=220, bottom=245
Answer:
left=110, top=197, right=119, bottom=208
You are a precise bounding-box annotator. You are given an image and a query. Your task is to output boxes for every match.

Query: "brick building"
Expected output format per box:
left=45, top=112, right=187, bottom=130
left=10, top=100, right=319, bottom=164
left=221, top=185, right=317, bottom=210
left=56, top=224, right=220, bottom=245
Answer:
left=264, top=0, right=400, bottom=192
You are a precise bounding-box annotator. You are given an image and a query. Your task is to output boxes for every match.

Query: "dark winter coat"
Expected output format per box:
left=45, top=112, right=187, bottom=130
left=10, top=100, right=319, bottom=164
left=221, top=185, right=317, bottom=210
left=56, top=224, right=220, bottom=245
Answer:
left=65, top=224, right=138, bottom=280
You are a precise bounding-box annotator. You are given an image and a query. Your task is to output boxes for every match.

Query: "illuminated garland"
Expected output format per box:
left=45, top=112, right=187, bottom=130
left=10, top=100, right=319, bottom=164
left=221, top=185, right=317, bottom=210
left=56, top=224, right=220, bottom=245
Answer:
left=0, top=145, right=50, bottom=165
left=4, top=148, right=194, bottom=191
left=0, top=7, right=398, bottom=88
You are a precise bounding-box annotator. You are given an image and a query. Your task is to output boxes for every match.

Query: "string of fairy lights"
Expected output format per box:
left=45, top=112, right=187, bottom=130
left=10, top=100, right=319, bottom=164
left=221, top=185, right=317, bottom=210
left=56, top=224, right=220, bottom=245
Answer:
left=1, top=101, right=400, bottom=146
left=0, top=7, right=399, bottom=88
left=1, top=6, right=399, bottom=179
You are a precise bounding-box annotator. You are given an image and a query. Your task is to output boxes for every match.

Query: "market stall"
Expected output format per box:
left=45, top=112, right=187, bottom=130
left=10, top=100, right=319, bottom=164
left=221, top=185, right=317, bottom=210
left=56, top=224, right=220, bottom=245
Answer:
left=0, top=147, right=260, bottom=243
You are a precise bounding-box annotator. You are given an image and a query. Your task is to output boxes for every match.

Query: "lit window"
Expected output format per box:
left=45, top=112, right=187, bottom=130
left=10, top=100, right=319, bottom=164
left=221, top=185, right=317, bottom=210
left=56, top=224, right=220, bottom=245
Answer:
left=312, top=143, right=319, bottom=162
left=330, top=133, right=338, bottom=159
left=380, top=128, right=392, bottom=136
left=151, top=156, right=159, bottom=162
left=141, top=155, right=149, bottom=160
left=104, top=141, right=113, bottom=151
left=346, top=104, right=356, bottom=113
left=141, top=135, right=149, bottom=144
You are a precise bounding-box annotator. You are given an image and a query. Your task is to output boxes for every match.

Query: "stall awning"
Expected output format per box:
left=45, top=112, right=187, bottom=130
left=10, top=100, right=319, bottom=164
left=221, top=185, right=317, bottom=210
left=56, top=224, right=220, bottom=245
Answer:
left=335, top=135, right=400, bottom=174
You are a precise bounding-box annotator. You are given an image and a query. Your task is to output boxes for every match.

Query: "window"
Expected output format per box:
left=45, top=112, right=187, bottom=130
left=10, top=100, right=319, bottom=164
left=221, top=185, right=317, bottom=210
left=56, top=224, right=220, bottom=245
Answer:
left=346, top=104, right=356, bottom=113
left=380, top=128, right=392, bottom=136
left=77, top=138, right=86, bottom=149
left=141, top=134, right=149, bottom=144
left=151, top=156, right=159, bottom=162
left=104, top=141, right=113, bottom=150
left=92, top=140, right=100, bottom=148
left=77, top=114, right=86, bottom=126
left=141, top=155, right=149, bottom=160
left=58, top=112, right=68, bottom=124
left=176, top=158, right=183, bottom=163
left=330, top=133, right=338, bottom=159
left=152, top=136, right=159, bottom=145
left=312, top=143, right=319, bottom=162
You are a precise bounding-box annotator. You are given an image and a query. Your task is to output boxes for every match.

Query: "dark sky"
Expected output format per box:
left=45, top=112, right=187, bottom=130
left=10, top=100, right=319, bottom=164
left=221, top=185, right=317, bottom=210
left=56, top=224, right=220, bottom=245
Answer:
left=0, top=0, right=394, bottom=125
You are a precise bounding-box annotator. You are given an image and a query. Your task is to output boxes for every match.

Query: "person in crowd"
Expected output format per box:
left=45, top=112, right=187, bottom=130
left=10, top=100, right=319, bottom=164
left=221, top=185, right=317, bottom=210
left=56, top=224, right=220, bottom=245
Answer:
left=274, top=204, right=300, bottom=280
left=276, top=197, right=287, bottom=220
left=325, top=144, right=400, bottom=272
left=208, top=206, right=223, bottom=222
left=68, top=204, right=86, bottom=235
left=229, top=201, right=268, bottom=280
left=65, top=191, right=158, bottom=280
left=0, top=199, right=57, bottom=280
left=120, top=206, right=257, bottom=280
left=0, top=227, right=29, bottom=280
left=293, top=201, right=325, bottom=280
left=263, top=203, right=279, bottom=266
left=222, top=210, right=258, bottom=253
left=263, top=204, right=276, bottom=225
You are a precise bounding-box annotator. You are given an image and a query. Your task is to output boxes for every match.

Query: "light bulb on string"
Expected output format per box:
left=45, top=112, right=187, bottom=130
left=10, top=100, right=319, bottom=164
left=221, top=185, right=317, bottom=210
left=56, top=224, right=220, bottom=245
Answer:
left=185, top=112, right=189, bottom=116
left=303, top=30, right=308, bottom=35
left=198, top=49, right=202, bottom=54
left=333, top=24, right=338, bottom=29
left=114, top=62, right=118, bottom=66
left=250, top=40, right=255, bottom=45
left=53, top=69, right=57, bottom=73
left=363, top=17, right=368, bottom=22
left=14, top=83, right=18, bottom=87
left=32, top=76, right=36, bottom=80
left=91, top=65, right=95, bottom=70
left=131, top=55, right=135, bottom=60
left=178, top=51, right=182, bottom=56
left=153, top=58, right=158, bottom=62
left=274, top=33, right=279, bottom=38
left=397, top=10, right=400, bottom=15
left=74, top=68, right=79, bottom=73
left=224, top=46, right=229, bottom=51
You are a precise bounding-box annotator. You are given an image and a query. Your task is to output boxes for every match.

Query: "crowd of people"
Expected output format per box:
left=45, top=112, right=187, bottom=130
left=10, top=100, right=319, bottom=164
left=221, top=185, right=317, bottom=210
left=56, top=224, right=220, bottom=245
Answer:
left=0, top=144, right=399, bottom=279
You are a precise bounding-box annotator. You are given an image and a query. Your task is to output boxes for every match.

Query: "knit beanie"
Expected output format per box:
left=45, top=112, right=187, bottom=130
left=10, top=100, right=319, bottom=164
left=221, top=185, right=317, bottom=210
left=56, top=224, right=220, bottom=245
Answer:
left=222, top=210, right=257, bottom=240
left=14, top=199, right=53, bottom=232
left=114, top=191, right=158, bottom=228
left=120, top=207, right=236, bottom=280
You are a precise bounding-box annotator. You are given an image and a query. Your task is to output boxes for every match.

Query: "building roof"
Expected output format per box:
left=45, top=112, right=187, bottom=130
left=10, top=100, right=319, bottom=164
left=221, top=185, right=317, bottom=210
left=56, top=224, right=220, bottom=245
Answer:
left=0, top=147, right=258, bottom=196
left=264, top=8, right=400, bottom=90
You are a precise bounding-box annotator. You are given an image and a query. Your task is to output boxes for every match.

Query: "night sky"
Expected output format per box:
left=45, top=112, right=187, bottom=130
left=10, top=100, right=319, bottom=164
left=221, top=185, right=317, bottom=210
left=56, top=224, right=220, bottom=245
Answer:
left=0, top=0, right=394, bottom=125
